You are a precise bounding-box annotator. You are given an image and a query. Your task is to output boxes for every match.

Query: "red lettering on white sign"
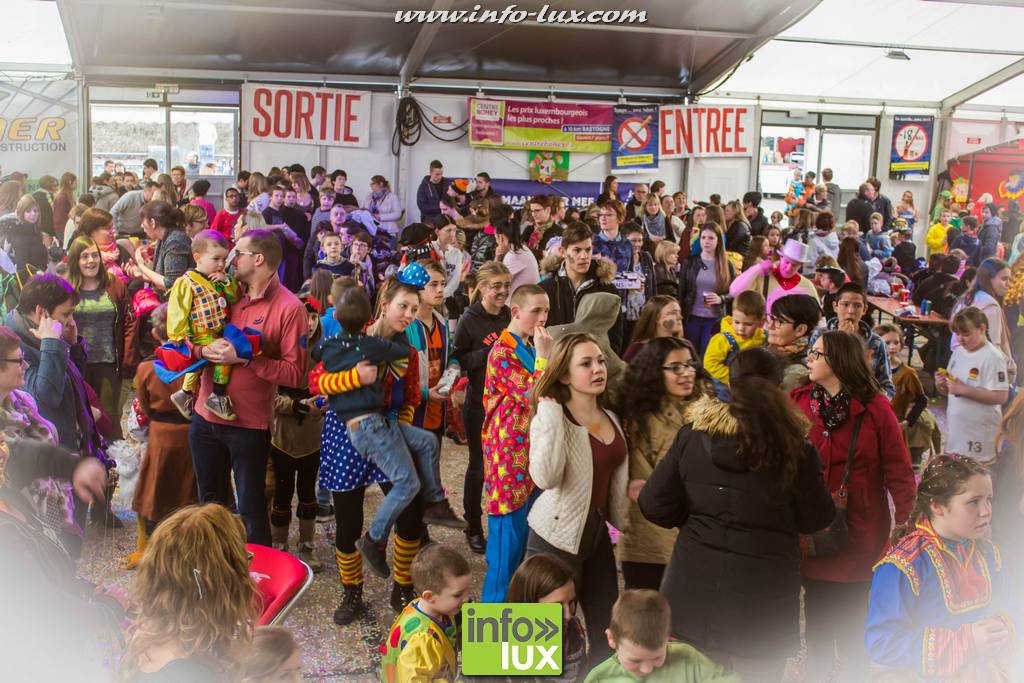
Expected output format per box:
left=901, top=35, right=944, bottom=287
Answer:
left=241, top=84, right=371, bottom=148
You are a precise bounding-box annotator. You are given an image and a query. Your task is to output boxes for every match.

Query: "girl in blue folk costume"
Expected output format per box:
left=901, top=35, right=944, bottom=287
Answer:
left=866, top=455, right=1019, bottom=681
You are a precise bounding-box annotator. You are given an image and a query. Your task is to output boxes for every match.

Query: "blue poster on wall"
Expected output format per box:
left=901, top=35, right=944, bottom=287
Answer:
left=890, top=115, right=934, bottom=179
left=611, top=105, right=659, bottom=172
left=490, top=179, right=638, bottom=210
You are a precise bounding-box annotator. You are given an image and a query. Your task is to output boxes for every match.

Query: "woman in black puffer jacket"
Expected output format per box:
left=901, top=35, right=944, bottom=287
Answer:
left=639, top=348, right=834, bottom=682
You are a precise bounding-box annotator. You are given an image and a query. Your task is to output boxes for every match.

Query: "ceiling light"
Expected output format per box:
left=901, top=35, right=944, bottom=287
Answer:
left=885, top=48, right=911, bottom=61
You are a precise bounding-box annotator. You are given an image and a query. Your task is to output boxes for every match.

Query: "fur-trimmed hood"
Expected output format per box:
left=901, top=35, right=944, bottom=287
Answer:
left=684, top=395, right=738, bottom=436
left=539, top=253, right=616, bottom=283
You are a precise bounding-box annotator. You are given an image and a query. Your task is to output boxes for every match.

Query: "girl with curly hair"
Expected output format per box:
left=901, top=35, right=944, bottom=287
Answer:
left=614, top=336, right=703, bottom=591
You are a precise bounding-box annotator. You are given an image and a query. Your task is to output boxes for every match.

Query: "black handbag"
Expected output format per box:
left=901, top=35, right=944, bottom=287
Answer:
left=803, top=413, right=865, bottom=558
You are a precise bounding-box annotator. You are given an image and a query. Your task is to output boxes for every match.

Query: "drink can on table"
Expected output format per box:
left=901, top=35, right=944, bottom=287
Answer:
left=899, top=289, right=910, bottom=303
left=921, top=299, right=932, bottom=315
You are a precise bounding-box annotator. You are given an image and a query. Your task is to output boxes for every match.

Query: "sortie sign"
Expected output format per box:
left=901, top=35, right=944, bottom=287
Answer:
left=658, top=105, right=756, bottom=159
left=241, top=83, right=371, bottom=147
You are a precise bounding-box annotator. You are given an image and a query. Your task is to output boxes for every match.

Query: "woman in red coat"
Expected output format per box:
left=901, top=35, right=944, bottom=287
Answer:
left=792, top=330, right=916, bottom=683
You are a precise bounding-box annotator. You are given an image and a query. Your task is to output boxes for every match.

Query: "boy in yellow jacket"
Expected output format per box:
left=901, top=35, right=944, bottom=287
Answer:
left=703, top=290, right=766, bottom=401
left=926, top=208, right=952, bottom=256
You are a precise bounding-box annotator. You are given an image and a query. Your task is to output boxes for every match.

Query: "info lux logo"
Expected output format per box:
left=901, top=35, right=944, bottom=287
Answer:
left=461, top=603, right=562, bottom=676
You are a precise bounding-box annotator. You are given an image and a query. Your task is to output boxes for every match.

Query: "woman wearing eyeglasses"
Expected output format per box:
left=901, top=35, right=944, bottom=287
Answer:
left=639, top=347, right=834, bottom=680
left=764, top=293, right=821, bottom=392
left=793, top=330, right=916, bottom=683
left=614, top=336, right=704, bottom=591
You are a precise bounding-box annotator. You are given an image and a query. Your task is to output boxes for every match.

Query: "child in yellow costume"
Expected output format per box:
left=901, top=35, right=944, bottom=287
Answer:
left=167, top=230, right=241, bottom=421
left=379, top=544, right=471, bottom=683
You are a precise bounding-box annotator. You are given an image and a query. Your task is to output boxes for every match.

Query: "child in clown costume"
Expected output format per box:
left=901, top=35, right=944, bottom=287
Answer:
left=379, top=544, right=470, bottom=683
left=865, top=455, right=1019, bottom=682
left=480, top=283, right=552, bottom=603
left=165, top=230, right=241, bottom=421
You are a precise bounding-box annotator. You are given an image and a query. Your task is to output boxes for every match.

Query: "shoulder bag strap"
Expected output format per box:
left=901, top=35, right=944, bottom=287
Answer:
left=839, top=413, right=866, bottom=492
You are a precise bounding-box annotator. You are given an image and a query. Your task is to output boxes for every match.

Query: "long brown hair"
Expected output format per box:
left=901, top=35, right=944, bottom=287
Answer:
left=57, top=172, right=77, bottom=204
left=890, top=455, right=989, bottom=544
left=742, top=236, right=768, bottom=271
left=697, top=222, right=731, bottom=293
left=506, top=553, right=575, bottom=603
left=820, top=330, right=880, bottom=402
left=729, top=347, right=810, bottom=490
left=531, top=332, right=608, bottom=414
left=0, top=180, right=25, bottom=215
left=66, top=236, right=111, bottom=290
left=837, top=237, right=866, bottom=287
left=628, top=295, right=679, bottom=345
left=121, top=504, right=259, bottom=681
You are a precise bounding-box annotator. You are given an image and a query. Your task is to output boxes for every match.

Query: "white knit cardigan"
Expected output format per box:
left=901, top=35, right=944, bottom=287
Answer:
left=526, top=399, right=629, bottom=555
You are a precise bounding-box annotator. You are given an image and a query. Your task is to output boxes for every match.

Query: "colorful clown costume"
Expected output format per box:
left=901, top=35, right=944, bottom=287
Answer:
left=379, top=598, right=458, bottom=683
left=166, top=269, right=241, bottom=391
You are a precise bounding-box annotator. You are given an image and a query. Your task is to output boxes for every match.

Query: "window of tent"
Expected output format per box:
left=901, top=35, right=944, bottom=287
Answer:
left=757, top=110, right=876, bottom=217
left=170, top=108, right=238, bottom=178
left=89, top=104, right=167, bottom=177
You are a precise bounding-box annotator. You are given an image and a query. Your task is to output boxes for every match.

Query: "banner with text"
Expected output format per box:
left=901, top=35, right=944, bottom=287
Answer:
left=612, top=105, right=659, bottom=172
left=469, top=97, right=612, bottom=153
left=241, top=83, right=371, bottom=147
left=659, top=105, right=756, bottom=159
left=490, top=178, right=638, bottom=210
left=0, top=79, right=78, bottom=180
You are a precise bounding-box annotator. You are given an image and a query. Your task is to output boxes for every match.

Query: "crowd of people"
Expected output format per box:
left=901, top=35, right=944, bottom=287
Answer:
left=0, top=157, right=1021, bottom=683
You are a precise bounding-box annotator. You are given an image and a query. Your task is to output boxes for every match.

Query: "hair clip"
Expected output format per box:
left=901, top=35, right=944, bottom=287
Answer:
left=193, top=567, right=204, bottom=600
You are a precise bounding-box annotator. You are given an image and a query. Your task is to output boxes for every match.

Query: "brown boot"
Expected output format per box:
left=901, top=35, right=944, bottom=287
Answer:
left=298, top=519, right=322, bottom=572
left=271, top=524, right=289, bottom=552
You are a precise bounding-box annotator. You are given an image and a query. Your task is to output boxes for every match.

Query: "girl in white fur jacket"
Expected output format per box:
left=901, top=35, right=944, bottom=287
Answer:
left=525, top=332, right=628, bottom=667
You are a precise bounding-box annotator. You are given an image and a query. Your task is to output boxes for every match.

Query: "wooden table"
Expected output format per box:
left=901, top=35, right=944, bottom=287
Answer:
left=867, top=295, right=949, bottom=360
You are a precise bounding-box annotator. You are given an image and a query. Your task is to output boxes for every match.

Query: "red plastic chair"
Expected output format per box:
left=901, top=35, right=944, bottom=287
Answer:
left=246, top=543, right=314, bottom=626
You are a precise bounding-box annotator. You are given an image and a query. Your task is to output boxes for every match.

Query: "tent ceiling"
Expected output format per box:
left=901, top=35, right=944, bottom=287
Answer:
left=54, top=0, right=821, bottom=95
left=708, top=0, right=1024, bottom=110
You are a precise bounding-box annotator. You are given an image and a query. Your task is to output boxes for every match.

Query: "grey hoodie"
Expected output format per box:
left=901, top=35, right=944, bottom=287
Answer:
left=88, top=184, right=117, bottom=212
left=547, top=291, right=625, bottom=386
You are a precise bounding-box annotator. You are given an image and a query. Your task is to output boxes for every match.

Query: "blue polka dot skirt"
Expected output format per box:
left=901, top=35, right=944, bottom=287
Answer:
left=318, top=410, right=390, bottom=492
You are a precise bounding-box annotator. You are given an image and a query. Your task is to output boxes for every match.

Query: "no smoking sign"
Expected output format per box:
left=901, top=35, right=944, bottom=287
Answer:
left=617, top=115, right=652, bottom=152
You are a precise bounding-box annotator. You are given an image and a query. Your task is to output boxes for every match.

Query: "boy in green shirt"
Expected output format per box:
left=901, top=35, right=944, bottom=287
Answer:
left=585, top=590, right=737, bottom=683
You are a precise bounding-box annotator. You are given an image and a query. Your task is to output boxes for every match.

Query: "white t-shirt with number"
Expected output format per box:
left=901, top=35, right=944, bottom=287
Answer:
left=946, top=341, right=1009, bottom=461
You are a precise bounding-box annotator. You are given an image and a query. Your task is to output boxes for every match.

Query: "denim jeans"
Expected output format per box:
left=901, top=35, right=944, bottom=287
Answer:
left=347, top=414, right=440, bottom=541
left=189, top=414, right=272, bottom=545
left=398, top=422, right=443, bottom=504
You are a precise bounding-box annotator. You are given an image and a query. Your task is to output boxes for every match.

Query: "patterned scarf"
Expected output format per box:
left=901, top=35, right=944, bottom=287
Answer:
left=643, top=212, right=666, bottom=239
left=809, top=383, right=852, bottom=432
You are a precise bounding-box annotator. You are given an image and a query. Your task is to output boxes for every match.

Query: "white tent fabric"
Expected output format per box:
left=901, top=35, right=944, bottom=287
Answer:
left=707, top=0, right=1024, bottom=111
left=0, top=1, right=71, bottom=70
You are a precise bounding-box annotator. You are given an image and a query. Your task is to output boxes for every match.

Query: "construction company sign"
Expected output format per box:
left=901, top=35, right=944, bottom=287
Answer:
left=241, top=83, right=371, bottom=148
left=658, top=104, right=757, bottom=159
left=0, top=79, right=78, bottom=179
